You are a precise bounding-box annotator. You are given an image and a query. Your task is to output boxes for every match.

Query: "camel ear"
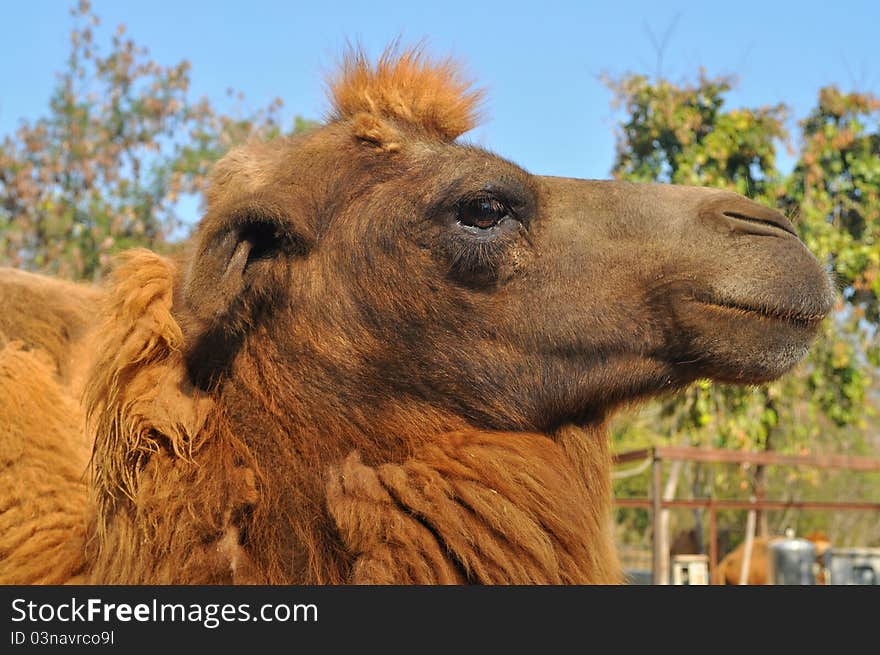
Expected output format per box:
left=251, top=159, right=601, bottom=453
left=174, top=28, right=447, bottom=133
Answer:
left=183, top=196, right=310, bottom=321
left=182, top=192, right=313, bottom=386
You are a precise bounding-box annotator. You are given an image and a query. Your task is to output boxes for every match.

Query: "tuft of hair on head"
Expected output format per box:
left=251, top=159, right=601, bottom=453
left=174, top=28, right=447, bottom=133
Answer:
left=328, top=44, right=484, bottom=142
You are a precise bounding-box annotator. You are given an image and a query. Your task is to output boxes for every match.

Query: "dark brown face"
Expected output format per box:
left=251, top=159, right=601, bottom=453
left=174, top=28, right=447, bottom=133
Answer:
left=180, top=123, right=834, bottom=434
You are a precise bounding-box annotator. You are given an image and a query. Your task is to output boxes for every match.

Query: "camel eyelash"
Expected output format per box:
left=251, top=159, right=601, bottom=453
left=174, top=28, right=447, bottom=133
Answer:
left=444, top=217, right=525, bottom=285
left=447, top=233, right=508, bottom=275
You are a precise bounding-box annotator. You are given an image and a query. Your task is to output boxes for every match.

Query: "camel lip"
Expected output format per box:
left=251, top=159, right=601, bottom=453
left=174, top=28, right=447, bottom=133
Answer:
left=693, top=296, right=828, bottom=327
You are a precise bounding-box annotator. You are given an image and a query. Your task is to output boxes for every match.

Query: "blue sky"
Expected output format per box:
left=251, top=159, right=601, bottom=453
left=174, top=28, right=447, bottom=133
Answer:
left=2, top=0, right=878, bottom=183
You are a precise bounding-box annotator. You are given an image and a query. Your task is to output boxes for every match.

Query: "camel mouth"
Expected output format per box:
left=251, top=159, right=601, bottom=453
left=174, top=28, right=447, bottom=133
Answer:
left=694, top=296, right=828, bottom=328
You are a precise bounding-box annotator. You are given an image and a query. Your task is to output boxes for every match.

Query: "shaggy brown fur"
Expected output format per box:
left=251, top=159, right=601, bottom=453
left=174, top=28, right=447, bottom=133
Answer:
left=0, top=343, right=89, bottom=583
left=83, top=251, right=258, bottom=583
left=330, top=46, right=482, bottom=141
left=0, top=268, right=99, bottom=388
left=327, top=427, right=618, bottom=584
left=0, top=49, right=833, bottom=585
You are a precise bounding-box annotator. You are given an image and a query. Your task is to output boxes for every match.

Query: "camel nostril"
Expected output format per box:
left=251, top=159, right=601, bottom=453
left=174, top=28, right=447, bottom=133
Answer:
left=721, top=210, right=797, bottom=238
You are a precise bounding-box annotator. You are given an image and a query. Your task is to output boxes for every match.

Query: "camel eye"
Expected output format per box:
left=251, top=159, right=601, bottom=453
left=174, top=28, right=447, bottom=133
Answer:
left=457, top=197, right=510, bottom=229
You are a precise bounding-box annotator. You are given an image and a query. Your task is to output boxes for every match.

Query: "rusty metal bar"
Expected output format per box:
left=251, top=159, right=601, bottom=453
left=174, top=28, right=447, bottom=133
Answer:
left=612, top=448, right=653, bottom=465
left=650, top=446, right=880, bottom=472
left=651, top=450, right=663, bottom=585
left=615, top=497, right=880, bottom=512
left=708, top=503, right=718, bottom=583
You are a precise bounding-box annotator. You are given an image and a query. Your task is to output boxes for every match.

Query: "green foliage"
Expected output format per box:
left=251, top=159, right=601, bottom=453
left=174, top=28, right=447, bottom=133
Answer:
left=792, top=88, right=880, bottom=323
left=607, top=71, right=788, bottom=197
left=606, top=71, right=880, bottom=548
left=0, top=1, right=311, bottom=280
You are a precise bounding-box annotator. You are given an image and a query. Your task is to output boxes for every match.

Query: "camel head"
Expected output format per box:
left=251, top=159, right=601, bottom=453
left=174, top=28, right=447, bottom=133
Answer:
left=178, top=49, right=833, bottom=444
left=74, top=47, right=837, bottom=585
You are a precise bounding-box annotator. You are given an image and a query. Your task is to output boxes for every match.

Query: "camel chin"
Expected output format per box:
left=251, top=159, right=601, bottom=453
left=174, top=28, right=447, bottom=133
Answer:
left=677, top=297, right=826, bottom=383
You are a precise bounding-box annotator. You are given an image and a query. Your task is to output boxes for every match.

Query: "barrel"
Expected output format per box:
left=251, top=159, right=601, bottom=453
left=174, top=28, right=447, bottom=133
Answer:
left=769, top=538, right=816, bottom=585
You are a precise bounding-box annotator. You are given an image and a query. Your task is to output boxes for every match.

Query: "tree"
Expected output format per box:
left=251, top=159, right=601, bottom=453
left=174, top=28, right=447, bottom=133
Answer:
left=605, top=71, right=880, bottom=552
left=0, top=1, right=314, bottom=280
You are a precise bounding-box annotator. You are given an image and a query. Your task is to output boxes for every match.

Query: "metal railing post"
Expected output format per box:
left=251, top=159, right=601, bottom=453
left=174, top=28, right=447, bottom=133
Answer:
left=651, top=450, right=663, bottom=584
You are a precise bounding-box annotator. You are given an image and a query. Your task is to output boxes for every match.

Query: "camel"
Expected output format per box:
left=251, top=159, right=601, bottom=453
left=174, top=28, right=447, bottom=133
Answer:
left=0, top=48, right=834, bottom=584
